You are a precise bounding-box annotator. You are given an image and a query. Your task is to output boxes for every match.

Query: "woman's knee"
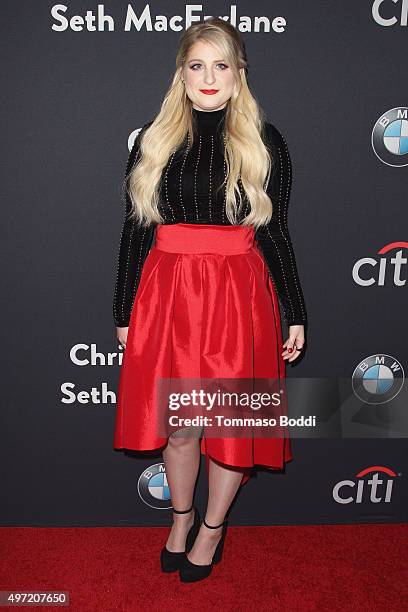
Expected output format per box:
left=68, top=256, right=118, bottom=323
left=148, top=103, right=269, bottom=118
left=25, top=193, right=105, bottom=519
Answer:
left=167, top=426, right=202, bottom=447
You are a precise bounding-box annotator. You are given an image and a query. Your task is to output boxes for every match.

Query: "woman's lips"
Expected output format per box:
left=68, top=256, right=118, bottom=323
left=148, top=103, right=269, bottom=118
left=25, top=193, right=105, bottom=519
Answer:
left=200, top=89, right=219, bottom=95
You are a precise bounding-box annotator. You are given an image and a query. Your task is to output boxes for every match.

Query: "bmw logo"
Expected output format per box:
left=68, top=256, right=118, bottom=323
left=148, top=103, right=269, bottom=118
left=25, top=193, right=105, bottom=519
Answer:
left=371, top=107, right=408, bottom=167
left=352, top=354, right=405, bottom=404
left=137, top=463, right=172, bottom=509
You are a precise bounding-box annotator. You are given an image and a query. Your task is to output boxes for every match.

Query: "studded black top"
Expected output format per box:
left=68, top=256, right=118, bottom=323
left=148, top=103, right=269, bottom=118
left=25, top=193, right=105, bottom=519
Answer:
left=113, top=105, right=307, bottom=328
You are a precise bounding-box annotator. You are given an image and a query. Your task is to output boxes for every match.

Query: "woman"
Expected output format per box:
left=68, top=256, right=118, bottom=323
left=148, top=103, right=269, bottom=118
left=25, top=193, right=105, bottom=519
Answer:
left=112, top=17, right=307, bottom=583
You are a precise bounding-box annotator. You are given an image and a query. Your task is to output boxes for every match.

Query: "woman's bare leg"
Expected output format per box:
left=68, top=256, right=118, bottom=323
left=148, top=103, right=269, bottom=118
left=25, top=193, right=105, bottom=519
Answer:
left=162, top=426, right=202, bottom=552
left=186, top=457, right=243, bottom=565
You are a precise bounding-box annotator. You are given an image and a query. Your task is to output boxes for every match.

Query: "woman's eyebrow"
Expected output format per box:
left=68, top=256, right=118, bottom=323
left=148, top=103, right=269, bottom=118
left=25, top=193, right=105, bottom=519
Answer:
left=187, top=58, right=226, bottom=63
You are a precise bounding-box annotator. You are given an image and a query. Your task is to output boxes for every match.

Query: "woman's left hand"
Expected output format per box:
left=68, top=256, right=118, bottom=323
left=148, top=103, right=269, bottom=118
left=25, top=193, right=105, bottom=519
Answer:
left=282, top=325, right=305, bottom=362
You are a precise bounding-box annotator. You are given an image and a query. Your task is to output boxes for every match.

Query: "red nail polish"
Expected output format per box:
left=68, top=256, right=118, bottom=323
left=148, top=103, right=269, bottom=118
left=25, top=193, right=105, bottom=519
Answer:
left=288, top=348, right=292, bottom=353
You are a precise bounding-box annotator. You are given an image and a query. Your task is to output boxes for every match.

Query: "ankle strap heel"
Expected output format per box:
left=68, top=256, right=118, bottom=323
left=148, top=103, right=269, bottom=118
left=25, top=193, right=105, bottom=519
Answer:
left=179, top=517, right=228, bottom=582
left=203, top=518, right=225, bottom=529
left=203, top=518, right=227, bottom=565
left=160, top=505, right=200, bottom=573
left=172, top=505, right=193, bottom=514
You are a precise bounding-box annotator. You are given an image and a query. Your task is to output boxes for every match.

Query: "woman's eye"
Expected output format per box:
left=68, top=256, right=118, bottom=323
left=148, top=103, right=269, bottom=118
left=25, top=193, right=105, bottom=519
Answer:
left=190, top=63, right=228, bottom=70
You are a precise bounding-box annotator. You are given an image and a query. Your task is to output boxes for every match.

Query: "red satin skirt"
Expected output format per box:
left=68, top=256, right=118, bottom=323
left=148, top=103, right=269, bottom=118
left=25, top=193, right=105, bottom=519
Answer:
left=114, top=223, right=292, bottom=486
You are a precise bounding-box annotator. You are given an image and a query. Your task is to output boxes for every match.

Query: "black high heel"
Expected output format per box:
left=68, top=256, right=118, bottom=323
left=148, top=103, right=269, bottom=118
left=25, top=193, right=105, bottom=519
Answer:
left=160, top=505, right=201, bottom=573
left=179, top=517, right=228, bottom=583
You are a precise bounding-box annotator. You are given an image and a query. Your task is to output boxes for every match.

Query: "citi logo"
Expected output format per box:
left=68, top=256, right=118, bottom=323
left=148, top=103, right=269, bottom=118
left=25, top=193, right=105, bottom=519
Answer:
left=333, top=466, right=398, bottom=504
left=352, top=242, right=407, bottom=286
left=372, top=0, right=408, bottom=26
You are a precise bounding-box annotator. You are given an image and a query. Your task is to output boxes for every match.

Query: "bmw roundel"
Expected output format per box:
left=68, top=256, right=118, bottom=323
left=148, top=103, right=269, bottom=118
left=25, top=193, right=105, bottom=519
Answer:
left=352, top=354, right=404, bottom=404
left=372, top=107, right=408, bottom=167
left=137, top=463, right=172, bottom=509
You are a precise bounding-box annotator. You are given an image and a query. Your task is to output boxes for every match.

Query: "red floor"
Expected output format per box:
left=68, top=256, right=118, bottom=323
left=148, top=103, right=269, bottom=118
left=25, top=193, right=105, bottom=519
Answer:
left=1, top=524, right=407, bottom=611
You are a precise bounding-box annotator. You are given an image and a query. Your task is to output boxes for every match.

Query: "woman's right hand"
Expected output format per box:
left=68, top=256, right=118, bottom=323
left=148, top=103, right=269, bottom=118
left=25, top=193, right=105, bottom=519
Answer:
left=116, top=326, right=129, bottom=349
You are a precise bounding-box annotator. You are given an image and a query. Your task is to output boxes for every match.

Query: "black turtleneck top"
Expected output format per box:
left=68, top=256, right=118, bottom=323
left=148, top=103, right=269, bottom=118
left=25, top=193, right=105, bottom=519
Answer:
left=113, top=106, right=307, bottom=329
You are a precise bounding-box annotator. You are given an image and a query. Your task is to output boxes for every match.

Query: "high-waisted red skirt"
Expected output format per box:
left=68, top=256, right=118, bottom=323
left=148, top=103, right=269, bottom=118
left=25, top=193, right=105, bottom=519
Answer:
left=114, top=223, right=292, bottom=486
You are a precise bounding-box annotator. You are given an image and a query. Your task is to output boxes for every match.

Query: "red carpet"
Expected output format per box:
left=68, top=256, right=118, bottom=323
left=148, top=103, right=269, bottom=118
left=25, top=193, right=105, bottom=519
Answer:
left=1, top=524, right=406, bottom=611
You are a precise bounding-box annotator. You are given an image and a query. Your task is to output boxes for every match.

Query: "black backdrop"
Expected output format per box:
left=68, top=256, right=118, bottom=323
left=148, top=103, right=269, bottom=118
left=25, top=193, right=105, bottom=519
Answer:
left=1, top=1, right=407, bottom=526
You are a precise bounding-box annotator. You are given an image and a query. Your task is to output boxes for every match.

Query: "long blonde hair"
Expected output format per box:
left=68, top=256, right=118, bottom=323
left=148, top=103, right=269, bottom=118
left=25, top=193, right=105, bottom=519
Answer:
left=126, top=17, right=274, bottom=229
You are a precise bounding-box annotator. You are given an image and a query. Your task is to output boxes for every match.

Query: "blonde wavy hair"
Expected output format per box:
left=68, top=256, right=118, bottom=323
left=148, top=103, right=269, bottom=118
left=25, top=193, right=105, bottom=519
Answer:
left=126, top=17, right=274, bottom=229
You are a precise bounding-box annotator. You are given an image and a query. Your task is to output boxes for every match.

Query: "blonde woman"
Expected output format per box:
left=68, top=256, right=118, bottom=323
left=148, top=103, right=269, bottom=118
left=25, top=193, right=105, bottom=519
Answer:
left=113, top=17, right=307, bottom=583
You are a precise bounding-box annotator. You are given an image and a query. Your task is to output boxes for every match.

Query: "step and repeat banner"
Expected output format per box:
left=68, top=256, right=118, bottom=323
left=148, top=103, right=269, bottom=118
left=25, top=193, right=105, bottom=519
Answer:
left=1, top=1, right=406, bottom=526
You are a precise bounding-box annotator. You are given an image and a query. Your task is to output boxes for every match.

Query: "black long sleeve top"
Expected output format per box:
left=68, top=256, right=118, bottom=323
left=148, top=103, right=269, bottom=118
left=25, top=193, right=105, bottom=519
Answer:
left=113, top=105, right=307, bottom=329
